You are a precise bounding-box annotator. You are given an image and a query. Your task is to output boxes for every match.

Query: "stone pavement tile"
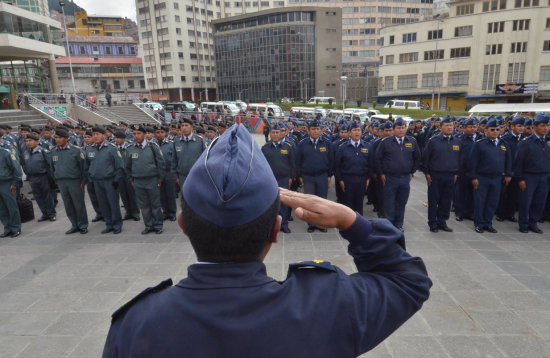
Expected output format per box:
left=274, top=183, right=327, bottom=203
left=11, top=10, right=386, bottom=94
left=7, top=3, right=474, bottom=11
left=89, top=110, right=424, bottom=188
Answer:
left=18, top=275, right=102, bottom=293
left=468, top=311, right=537, bottom=335
left=127, top=276, right=172, bottom=292
left=509, top=250, right=550, bottom=263
left=93, top=277, right=136, bottom=292
left=421, top=291, right=460, bottom=311
left=494, top=261, right=541, bottom=276
left=143, top=263, right=184, bottom=277
left=0, top=292, right=41, bottom=312
left=438, top=335, right=505, bottom=358
left=445, top=249, right=487, bottom=261
left=438, top=272, right=485, bottom=291
left=476, top=249, right=520, bottom=262
left=25, top=291, right=83, bottom=312
left=0, top=312, right=61, bottom=335
left=421, top=309, right=480, bottom=335
left=472, top=274, right=529, bottom=291
left=312, top=240, right=346, bottom=251
left=283, top=239, right=314, bottom=251
left=72, top=291, right=125, bottom=312
left=67, top=335, right=106, bottom=358
left=155, top=252, right=192, bottom=264
left=0, top=335, right=31, bottom=357
left=531, top=262, right=550, bottom=276
left=512, top=275, right=550, bottom=291
left=283, top=250, right=318, bottom=262
left=43, top=311, right=106, bottom=336
left=15, top=336, right=82, bottom=358
left=526, top=241, right=550, bottom=252
left=520, top=311, right=550, bottom=337
left=386, top=336, right=450, bottom=358
left=394, top=313, right=432, bottom=336
left=464, top=240, right=502, bottom=251
left=456, top=260, right=507, bottom=276
left=124, top=250, right=162, bottom=263
left=359, top=342, right=392, bottom=358
left=448, top=290, right=506, bottom=311
left=491, top=335, right=550, bottom=358
left=109, top=263, right=160, bottom=277
left=432, top=240, right=470, bottom=250
left=493, top=291, right=550, bottom=311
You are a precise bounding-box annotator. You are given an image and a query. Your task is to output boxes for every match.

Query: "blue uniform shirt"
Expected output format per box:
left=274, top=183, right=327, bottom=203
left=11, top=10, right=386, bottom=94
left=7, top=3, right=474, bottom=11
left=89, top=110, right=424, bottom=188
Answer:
left=513, top=134, right=550, bottom=180
left=296, top=137, right=333, bottom=177
left=375, top=135, right=420, bottom=176
left=457, top=133, right=477, bottom=176
left=261, top=141, right=295, bottom=180
left=468, top=138, right=513, bottom=179
left=24, top=147, right=52, bottom=176
left=334, top=139, right=370, bottom=180
left=421, top=134, right=461, bottom=175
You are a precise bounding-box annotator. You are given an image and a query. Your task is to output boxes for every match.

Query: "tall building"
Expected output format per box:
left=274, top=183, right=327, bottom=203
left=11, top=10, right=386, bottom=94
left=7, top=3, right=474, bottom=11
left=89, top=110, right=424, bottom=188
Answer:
left=377, top=0, right=550, bottom=109
left=135, top=0, right=282, bottom=102
left=213, top=7, right=342, bottom=101
left=286, top=0, right=434, bottom=78
left=67, top=10, right=125, bottom=37
left=0, top=0, right=48, bottom=15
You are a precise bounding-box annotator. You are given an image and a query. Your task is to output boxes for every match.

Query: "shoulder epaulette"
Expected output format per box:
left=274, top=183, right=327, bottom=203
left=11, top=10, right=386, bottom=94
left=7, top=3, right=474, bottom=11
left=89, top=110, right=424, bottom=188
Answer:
left=288, top=260, right=336, bottom=272
left=111, top=279, right=173, bottom=322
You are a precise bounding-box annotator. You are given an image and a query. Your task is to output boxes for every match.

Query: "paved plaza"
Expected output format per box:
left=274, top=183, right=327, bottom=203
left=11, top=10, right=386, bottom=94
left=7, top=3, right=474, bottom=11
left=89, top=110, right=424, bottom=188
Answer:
left=2, top=136, right=550, bottom=357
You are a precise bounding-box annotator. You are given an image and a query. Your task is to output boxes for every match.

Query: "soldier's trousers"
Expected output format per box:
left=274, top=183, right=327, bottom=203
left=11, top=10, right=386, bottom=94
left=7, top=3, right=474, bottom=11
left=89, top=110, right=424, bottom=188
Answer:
left=496, top=178, right=519, bottom=220
left=473, top=176, right=501, bottom=228
left=118, top=176, right=139, bottom=219
left=30, top=175, right=55, bottom=219
left=342, top=175, right=367, bottom=216
left=57, top=179, right=88, bottom=230
left=94, top=179, right=122, bottom=230
left=276, top=177, right=291, bottom=229
left=427, top=173, right=454, bottom=229
left=455, top=174, right=474, bottom=219
left=0, top=181, right=20, bottom=234
left=518, top=173, right=550, bottom=230
left=383, top=175, right=410, bottom=229
left=375, top=178, right=385, bottom=218
left=160, top=174, right=177, bottom=219
left=178, top=174, right=188, bottom=207
left=134, top=177, right=163, bottom=231
left=303, top=174, right=328, bottom=229
left=87, top=181, right=101, bottom=218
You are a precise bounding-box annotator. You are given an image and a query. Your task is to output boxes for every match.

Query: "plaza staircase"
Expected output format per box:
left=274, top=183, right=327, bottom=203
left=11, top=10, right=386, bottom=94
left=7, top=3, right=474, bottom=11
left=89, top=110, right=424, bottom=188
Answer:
left=105, top=105, right=158, bottom=124
left=0, top=110, right=50, bottom=128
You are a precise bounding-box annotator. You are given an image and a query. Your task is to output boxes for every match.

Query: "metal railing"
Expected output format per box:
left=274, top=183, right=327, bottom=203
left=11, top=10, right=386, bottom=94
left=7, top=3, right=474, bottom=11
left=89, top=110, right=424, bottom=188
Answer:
left=25, top=94, right=79, bottom=125
left=133, top=103, right=163, bottom=124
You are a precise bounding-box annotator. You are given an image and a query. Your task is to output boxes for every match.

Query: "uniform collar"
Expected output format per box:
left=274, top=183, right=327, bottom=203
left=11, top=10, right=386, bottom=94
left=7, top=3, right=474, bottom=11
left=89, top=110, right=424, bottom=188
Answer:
left=57, top=144, right=70, bottom=150
left=31, top=146, right=41, bottom=153
left=176, top=262, right=275, bottom=289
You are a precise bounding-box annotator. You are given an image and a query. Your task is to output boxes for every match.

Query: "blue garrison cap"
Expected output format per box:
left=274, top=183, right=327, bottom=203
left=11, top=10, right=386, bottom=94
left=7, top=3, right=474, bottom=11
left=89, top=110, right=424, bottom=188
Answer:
left=348, top=121, right=361, bottom=130
left=464, top=117, right=478, bottom=126
left=486, top=118, right=499, bottom=128
left=479, top=117, right=488, bottom=125
left=524, top=118, right=533, bottom=126
left=381, top=121, right=393, bottom=130
left=182, top=124, right=278, bottom=227
left=511, top=116, right=525, bottom=125
left=534, top=113, right=550, bottom=125
left=441, top=116, right=453, bottom=124
left=393, top=117, right=406, bottom=127
left=308, top=120, right=321, bottom=128
left=271, top=123, right=282, bottom=131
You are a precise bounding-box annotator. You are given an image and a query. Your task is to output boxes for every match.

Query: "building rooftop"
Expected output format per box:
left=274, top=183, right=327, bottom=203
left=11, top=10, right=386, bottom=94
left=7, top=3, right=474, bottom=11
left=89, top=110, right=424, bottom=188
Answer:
left=64, top=35, right=137, bottom=44
left=55, top=56, right=142, bottom=64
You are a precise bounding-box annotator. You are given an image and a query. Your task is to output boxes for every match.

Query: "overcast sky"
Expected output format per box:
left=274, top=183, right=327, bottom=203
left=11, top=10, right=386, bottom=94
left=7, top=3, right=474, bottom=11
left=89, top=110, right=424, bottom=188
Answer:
left=74, top=0, right=137, bottom=20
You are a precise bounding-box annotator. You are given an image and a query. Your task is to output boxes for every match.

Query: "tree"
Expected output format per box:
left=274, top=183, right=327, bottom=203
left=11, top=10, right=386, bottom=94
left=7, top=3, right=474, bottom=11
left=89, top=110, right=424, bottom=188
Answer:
left=328, top=98, right=333, bottom=106
left=356, top=99, right=362, bottom=108
left=387, top=100, right=393, bottom=109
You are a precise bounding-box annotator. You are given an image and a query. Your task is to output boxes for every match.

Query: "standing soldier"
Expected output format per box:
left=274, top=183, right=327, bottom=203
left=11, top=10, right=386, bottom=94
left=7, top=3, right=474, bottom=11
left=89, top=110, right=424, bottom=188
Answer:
left=86, top=126, right=125, bottom=234
left=455, top=117, right=479, bottom=221
left=261, top=123, right=295, bottom=233
left=114, top=131, right=140, bottom=221
left=375, top=118, right=421, bottom=232
left=126, top=125, right=164, bottom=235
left=496, top=116, right=525, bottom=222
left=369, top=121, right=393, bottom=218
left=83, top=130, right=102, bottom=222
left=0, top=131, right=22, bottom=238
left=171, top=118, right=206, bottom=190
left=421, top=117, right=461, bottom=233
left=469, top=119, right=513, bottom=233
left=154, top=125, right=177, bottom=221
left=514, top=114, right=550, bottom=234
left=334, top=121, right=370, bottom=216
left=51, top=128, right=88, bottom=234
left=24, top=134, right=56, bottom=222
left=296, top=120, right=333, bottom=233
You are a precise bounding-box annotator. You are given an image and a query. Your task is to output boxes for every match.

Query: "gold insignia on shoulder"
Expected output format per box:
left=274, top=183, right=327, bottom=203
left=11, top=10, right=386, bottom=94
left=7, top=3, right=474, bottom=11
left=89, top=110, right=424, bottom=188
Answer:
left=10, top=154, right=15, bottom=160
left=80, top=152, right=85, bottom=159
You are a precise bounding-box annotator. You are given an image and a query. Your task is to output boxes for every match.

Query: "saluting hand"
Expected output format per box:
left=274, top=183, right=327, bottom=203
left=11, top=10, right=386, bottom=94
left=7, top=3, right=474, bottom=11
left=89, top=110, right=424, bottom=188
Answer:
left=279, top=188, right=355, bottom=231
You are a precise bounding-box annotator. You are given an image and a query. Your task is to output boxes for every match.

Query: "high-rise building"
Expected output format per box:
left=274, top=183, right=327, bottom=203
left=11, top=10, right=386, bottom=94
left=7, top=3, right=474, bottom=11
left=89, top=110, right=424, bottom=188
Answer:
left=66, top=10, right=125, bottom=37
left=0, top=0, right=48, bottom=15
left=135, top=0, right=282, bottom=102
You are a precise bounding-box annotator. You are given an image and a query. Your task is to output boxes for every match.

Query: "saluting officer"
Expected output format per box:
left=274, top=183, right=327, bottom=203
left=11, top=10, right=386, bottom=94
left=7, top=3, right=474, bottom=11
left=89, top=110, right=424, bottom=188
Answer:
left=469, top=119, right=512, bottom=234
left=296, top=120, right=333, bottom=233
left=86, top=126, right=125, bottom=234
left=261, top=123, right=295, bottom=233
left=24, top=133, right=56, bottom=222
left=171, top=118, right=206, bottom=190
left=114, top=131, right=140, bottom=221
left=51, top=128, right=88, bottom=234
left=514, top=114, right=550, bottom=234
left=334, top=121, right=370, bottom=216
left=126, top=125, right=165, bottom=235
left=421, top=117, right=461, bottom=233
left=154, top=126, right=177, bottom=222
left=375, top=118, right=421, bottom=232
left=0, top=131, right=22, bottom=238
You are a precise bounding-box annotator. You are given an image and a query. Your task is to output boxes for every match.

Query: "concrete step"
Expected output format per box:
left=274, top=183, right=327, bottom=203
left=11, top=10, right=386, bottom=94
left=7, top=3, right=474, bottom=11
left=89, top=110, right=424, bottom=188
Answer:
left=0, top=111, right=37, bottom=118
left=0, top=119, right=49, bottom=128
left=107, top=105, right=154, bottom=124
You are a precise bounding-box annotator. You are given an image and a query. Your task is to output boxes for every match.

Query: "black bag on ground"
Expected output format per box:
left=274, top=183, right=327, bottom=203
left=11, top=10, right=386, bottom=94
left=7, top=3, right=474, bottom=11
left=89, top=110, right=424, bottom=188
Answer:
left=17, top=194, right=35, bottom=223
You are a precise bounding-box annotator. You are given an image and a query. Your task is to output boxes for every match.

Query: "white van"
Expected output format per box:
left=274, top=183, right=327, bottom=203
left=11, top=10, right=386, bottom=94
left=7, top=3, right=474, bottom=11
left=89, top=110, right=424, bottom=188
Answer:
left=384, top=99, right=422, bottom=110
left=246, top=103, right=284, bottom=119
left=200, top=101, right=240, bottom=115
left=308, top=96, right=335, bottom=104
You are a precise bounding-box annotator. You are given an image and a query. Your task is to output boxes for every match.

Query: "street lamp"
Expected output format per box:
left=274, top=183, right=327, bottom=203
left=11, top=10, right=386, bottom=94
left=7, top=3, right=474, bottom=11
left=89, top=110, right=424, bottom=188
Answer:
left=299, top=78, right=310, bottom=103
left=431, top=15, right=443, bottom=111
left=238, top=88, right=248, bottom=101
left=340, top=75, right=347, bottom=111
left=364, top=65, right=375, bottom=105
left=59, top=0, right=76, bottom=95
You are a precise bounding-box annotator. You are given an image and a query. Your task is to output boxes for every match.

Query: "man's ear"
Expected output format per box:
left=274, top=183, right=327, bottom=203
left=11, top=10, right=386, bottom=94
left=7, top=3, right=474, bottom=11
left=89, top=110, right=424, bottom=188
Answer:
left=178, top=212, right=187, bottom=235
left=269, top=215, right=282, bottom=244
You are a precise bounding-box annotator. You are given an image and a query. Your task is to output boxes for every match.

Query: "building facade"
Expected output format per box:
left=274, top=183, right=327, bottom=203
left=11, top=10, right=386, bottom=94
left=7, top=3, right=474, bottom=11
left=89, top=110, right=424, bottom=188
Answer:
left=213, top=7, right=342, bottom=101
left=0, top=0, right=48, bottom=15
left=67, top=10, right=124, bottom=37
left=135, top=0, right=283, bottom=102
left=378, top=0, right=550, bottom=110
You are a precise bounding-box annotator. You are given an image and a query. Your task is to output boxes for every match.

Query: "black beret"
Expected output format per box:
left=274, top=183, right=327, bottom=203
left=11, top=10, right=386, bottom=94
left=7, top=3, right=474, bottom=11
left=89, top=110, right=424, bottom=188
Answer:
left=92, top=126, right=106, bottom=134
left=26, top=134, right=39, bottom=141
left=30, top=128, right=41, bottom=134
left=145, top=126, right=155, bottom=133
left=84, top=130, right=93, bottom=136
left=181, top=118, right=193, bottom=125
left=207, top=126, right=216, bottom=131
left=131, top=124, right=146, bottom=133
left=43, top=126, right=53, bottom=131
left=119, top=121, right=128, bottom=127
left=195, top=126, right=205, bottom=134
left=114, top=130, right=126, bottom=139
left=55, top=128, right=70, bottom=138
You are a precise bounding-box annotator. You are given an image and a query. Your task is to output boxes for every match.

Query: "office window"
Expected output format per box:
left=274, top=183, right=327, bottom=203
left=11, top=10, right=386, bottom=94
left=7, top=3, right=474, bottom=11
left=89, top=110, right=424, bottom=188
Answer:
left=174, top=2, right=179, bottom=9
left=397, top=75, right=417, bottom=89
left=261, top=1, right=269, bottom=6
left=456, top=3, right=474, bottom=15
left=547, top=18, right=550, bottom=29
left=450, top=47, right=471, bottom=58
left=175, top=15, right=180, bottom=22
left=100, top=80, right=107, bottom=89
left=507, top=62, right=525, bottom=82
left=384, top=76, right=394, bottom=90
left=454, top=25, right=472, bottom=37
left=483, top=0, right=506, bottom=10
left=162, top=76, right=174, bottom=83
left=448, top=71, right=469, bottom=86
left=140, top=80, right=145, bottom=89
left=427, top=29, right=443, bottom=40
left=176, top=28, right=181, bottom=34
left=114, top=80, right=120, bottom=90
left=389, top=35, right=394, bottom=44
left=487, top=21, right=505, bottom=33
left=181, top=76, right=186, bottom=82
left=540, top=66, right=550, bottom=81
left=511, top=42, right=528, bottom=53
left=127, top=80, right=135, bottom=89
left=402, top=32, right=417, bottom=43
left=179, top=52, right=184, bottom=58
left=543, top=40, right=550, bottom=51
left=386, top=55, right=394, bottom=64
left=424, top=50, right=444, bottom=60
left=422, top=73, right=443, bottom=88
left=512, top=19, right=530, bottom=31
left=482, top=64, right=500, bottom=90
left=154, top=2, right=166, bottom=9
left=117, top=46, right=124, bottom=54
left=234, top=1, right=242, bottom=6
left=180, top=64, right=185, bottom=71
left=399, top=52, right=418, bottom=63
left=485, top=44, right=502, bottom=55
left=105, top=47, right=112, bottom=55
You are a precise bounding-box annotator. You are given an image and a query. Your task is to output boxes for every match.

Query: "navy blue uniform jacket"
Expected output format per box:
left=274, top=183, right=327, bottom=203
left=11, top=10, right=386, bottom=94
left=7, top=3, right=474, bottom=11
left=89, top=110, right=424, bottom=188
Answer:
left=102, top=216, right=431, bottom=358
left=421, top=134, right=461, bottom=175
left=375, top=136, right=420, bottom=176
left=296, top=137, right=333, bottom=177
left=261, top=141, right=296, bottom=180
left=513, top=134, right=550, bottom=180
left=468, top=138, right=513, bottom=179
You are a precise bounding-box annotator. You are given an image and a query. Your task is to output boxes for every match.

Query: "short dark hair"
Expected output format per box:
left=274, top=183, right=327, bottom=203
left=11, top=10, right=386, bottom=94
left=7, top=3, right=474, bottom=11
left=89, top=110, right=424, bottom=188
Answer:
left=181, top=196, right=280, bottom=262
